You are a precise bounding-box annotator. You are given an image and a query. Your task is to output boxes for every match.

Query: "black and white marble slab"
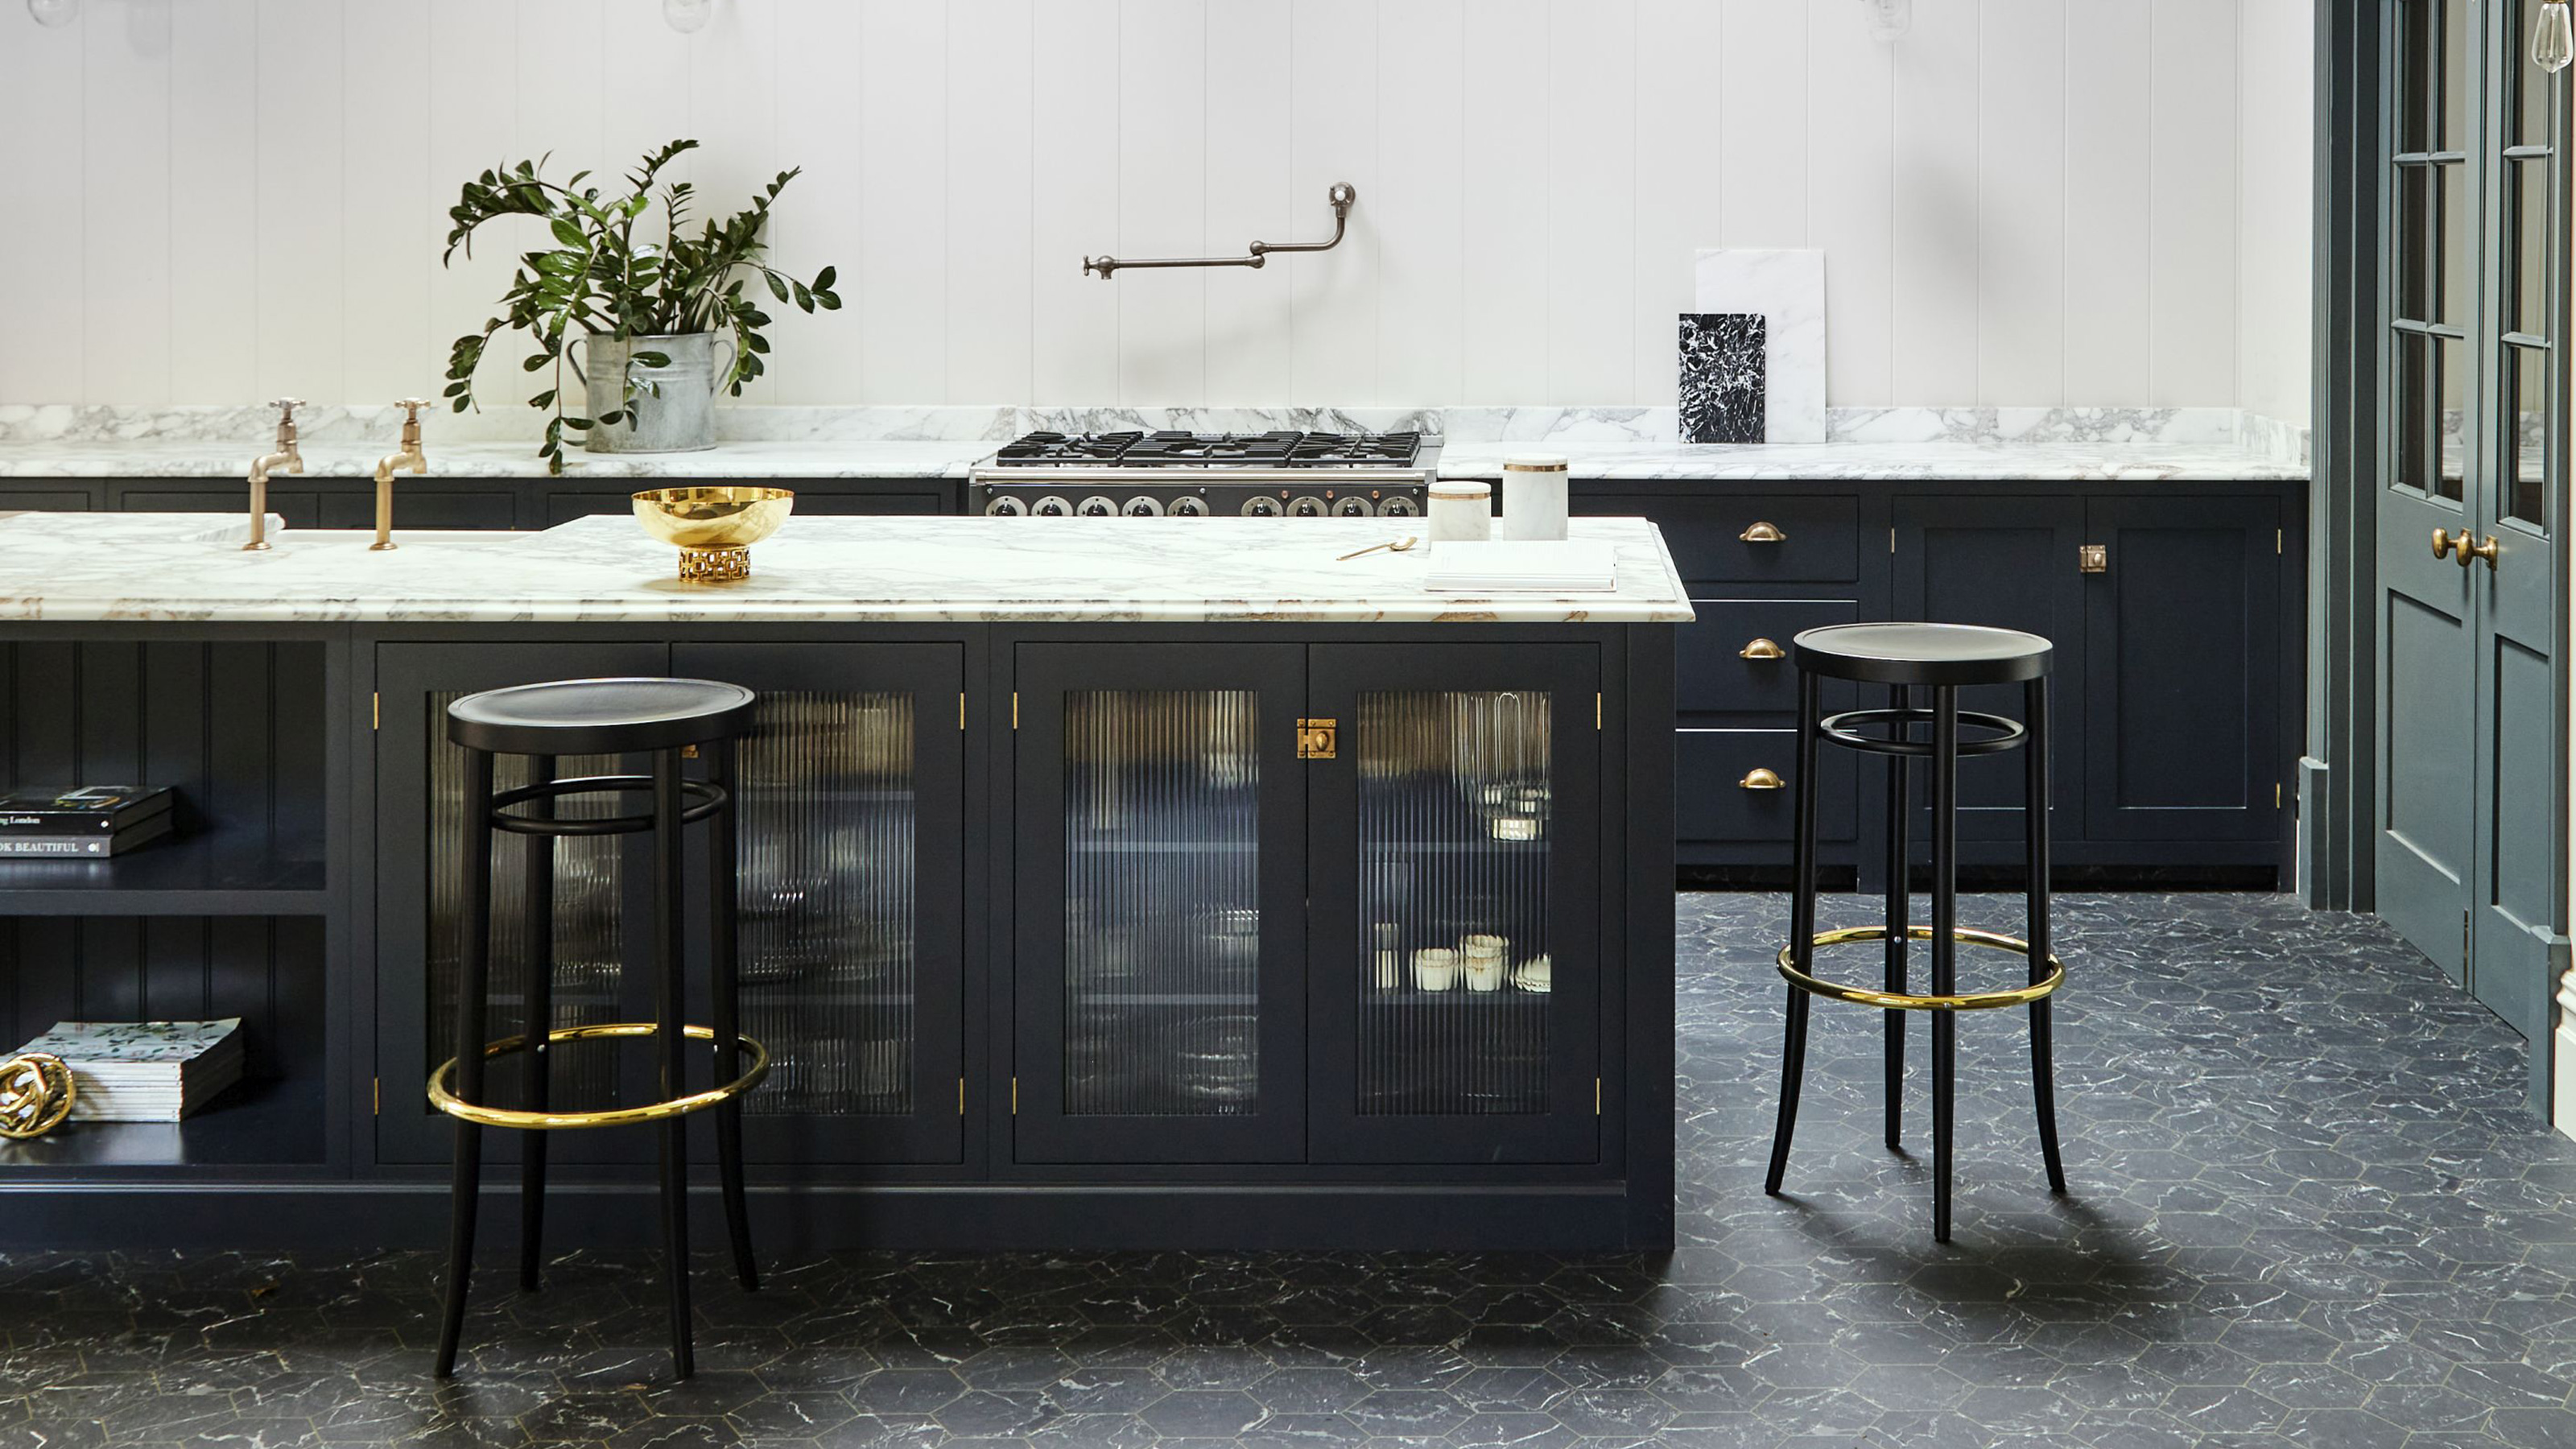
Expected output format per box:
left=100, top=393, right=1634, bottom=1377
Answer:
left=0, top=512, right=1695, bottom=625
left=0, top=405, right=2310, bottom=481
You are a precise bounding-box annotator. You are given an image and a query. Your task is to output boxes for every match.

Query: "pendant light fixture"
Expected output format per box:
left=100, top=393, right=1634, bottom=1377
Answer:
left=1862, top=0, right=1912, bottom=41
left=664, top=0, right=712, bottom=34
left=26, top=0, right=78, bottom=27
left=2537, top=0, right=2574, bottom=71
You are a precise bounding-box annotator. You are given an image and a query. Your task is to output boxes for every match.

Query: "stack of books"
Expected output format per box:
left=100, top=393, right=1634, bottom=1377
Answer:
left=8, top=1019, right=245, bottom=1121
left=0, top=785, right=175, bottom=857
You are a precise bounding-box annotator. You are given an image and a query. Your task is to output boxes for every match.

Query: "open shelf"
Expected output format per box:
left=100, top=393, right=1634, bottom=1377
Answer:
left=0, top=831, right=328, bottom=915
left=0, top=1075, right=325, bottom=1171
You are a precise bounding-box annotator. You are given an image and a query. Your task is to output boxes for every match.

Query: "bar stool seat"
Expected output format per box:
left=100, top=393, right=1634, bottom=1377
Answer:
left=1765, top=621, right=2069, bottom=1243
left=432, top=676, right=764, bottom=1381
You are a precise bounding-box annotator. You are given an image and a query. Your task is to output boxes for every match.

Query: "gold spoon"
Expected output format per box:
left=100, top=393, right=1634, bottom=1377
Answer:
left=1336, top=535, right=1420, bottom=562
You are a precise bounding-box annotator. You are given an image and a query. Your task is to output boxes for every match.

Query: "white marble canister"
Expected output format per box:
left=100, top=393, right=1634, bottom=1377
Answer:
left=1496, top=454, right=1569, bottom=541
left=1426, top=479, right=1492, bottom=547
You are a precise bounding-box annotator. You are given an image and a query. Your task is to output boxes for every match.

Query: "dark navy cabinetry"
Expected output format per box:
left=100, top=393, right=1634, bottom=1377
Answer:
left=1577, top=478, right=2304, bottom=886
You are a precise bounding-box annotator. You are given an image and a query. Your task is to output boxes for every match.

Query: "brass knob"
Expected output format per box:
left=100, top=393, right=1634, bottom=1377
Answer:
left=2432, top=527, right=2462, bottom=561
left=1739, top=521, right=1787, bottom=543
left=1739, top=638, right=1785, bottom=661
left=1738, top=767, right=1785, bottom=791
left=2463, top=534, right=2500, bottom=570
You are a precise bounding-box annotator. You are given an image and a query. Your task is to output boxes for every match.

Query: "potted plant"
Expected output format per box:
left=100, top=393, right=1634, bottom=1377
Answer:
left=440, top=138, right=841, bottom=473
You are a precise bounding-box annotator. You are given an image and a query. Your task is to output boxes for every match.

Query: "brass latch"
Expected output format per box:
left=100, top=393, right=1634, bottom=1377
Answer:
left=1296, top=718, right=1339, bottom=759
left=2079, top=544, right=2108, bottom=575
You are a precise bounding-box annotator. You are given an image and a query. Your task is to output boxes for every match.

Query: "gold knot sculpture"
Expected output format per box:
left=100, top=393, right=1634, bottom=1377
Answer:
left=0, top=1052, right=74, bottom=1140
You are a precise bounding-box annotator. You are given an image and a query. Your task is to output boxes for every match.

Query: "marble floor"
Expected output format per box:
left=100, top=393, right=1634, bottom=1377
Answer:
left=5, top=893, right=2574, bottom=1448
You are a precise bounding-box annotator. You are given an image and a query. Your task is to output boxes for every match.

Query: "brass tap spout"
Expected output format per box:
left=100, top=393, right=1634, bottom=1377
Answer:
left=371, top=399, right=431, bottom=551
left=245, top=398, right=304, bottom=551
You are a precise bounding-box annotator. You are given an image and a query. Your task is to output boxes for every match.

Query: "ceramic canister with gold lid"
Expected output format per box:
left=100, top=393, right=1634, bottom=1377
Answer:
left=1496, top=453, right=1570, bottom=541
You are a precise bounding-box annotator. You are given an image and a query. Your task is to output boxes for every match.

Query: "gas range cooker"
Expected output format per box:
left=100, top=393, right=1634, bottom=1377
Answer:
left=968, top=430, right=1440, bottom=518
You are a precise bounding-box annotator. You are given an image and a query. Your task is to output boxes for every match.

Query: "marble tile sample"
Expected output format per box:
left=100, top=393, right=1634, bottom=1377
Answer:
left=1694, top=248, right=1827, bottom=442
left=1677, top=314, right=1765, bottom=444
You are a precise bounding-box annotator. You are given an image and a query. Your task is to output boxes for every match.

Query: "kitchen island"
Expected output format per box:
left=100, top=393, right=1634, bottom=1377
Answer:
left=0, top=511, right=1686, bottom=1252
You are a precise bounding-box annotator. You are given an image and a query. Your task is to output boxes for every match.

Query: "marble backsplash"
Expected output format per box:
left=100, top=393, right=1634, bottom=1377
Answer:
left=1, top=402, right=2310, bottom=458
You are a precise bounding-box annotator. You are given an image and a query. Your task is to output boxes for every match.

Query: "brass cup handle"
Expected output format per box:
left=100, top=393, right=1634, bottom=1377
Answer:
left=1740, top=521, right=1788, bottom=543
left=1739, top=767, right=1786, bottom=791
left=1739, top=638, right=1786, bottom=661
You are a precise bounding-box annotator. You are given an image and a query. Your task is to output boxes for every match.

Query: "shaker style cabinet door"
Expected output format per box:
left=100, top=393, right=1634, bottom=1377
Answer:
left=374, top=642, right=668, bottom=1167
left=670, top=643, right=968, bottom=1166
left=1010, top=644, right=1311, bottom=1164
left=1304, top=644, right=1604, bottom=1164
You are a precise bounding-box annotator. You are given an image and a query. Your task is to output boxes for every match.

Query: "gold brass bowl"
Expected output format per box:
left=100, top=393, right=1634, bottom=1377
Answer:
left=632, top=485, right=795, bottom=580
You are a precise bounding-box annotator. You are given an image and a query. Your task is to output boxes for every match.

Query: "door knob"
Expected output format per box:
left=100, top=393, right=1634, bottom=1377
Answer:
left=1739, top=638, right=1785, bottom=660
left=2462, top=534, right=2500, bottom=570
left=1739, top=521, right=1787, bottom=543
left=2432, top=527, right=2463, bottom=561
left=1738, top=767, right=1785, bottom=791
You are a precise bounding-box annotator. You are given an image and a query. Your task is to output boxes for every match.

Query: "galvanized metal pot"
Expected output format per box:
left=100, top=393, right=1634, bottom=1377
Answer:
left=568, top=331, right=737, bottom=454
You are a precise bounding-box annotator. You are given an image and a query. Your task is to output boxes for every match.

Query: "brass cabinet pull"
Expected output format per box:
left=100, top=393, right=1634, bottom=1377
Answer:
left=2463, top=534, right=2500, bottom=570
left=2432, top=527, right=2462, bottom=561
left=2078, top=544, right=2108, bottom=574
left=1739, top=638, right=1786, bottom=661
left=2436, top=528, right=2502, bottom=570
left=1739, top=767, right=1786, bottom=791
left=1739, top=521, right=1787, bottom=543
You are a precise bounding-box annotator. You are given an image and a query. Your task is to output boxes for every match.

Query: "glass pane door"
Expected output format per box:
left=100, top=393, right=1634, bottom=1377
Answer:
left=672, top=643, right=966, bottom=1165
left=1310, top=645, right=1601, bottom=1165
left=1012, top=645, right=1307, bottom=1164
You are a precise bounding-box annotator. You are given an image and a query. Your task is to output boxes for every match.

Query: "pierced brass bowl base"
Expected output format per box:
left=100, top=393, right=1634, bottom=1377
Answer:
left=429, top=1022, right=770, bottom=1132
left=0, top=1052, right=75, bottom=1140
left=678, top=546, right=752, bottom=581
left=1777, top=925, right=2064, bottom=1011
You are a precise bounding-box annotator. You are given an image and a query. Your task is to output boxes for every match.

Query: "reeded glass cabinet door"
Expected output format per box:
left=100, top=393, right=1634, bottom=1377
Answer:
left=1013, top=645, right=1308, bottom=1164
left=671, top=644, right=966, bottom=1165
left=1308, top=644, right=1602, bottom=1164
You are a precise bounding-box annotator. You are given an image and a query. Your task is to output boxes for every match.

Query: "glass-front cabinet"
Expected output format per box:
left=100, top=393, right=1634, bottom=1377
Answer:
left=1010, top=642, right=1604, bottom=1167
left=375, top=642, right=964, bottom=1168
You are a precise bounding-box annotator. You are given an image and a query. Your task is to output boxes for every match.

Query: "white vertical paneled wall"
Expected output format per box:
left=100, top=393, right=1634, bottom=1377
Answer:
left=0, top=0, right=2290, bottom=411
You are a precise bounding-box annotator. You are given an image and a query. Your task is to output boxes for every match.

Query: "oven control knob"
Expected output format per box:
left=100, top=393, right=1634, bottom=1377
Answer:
left=1076, top=495, right=1118, bottom=518
left=1330, top=496, right=1374, bottom=518
left=983, top=495, right=1030, bottom=517
left=1241, top=495, right=1284, bottom=517
left=1121, top=495, right=1166, bottom=517
left=1288, top=496, right=1328, bottom=518
left=1377, top=495, right=1421, bottom=517
left=1169, top=495, right=1211, bottom=517
left=1033, top=495, right=1074, bottom=518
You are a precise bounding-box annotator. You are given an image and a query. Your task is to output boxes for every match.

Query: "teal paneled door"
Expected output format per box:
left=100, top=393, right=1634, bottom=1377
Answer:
left=2376, top=0, right=2565, bottom=1074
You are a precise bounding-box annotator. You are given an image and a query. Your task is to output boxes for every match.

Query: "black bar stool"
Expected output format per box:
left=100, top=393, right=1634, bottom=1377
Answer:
left=430, top=677, right=769, bottom=1379
left=1764, top=623, right=2068, bottom=1242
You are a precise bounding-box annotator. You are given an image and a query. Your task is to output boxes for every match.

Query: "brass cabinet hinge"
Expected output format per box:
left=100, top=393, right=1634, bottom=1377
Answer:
left=371, top=691, right=380, bottom=730
left=1296, top=718, right=1339, bottom=758
left=2078, top=544, right=2108, bottom=575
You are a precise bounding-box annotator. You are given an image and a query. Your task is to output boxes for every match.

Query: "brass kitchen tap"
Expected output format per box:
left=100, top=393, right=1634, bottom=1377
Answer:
left=370, top=399, right=431, bottom=551
left=244, top=398, right=303, bottom=551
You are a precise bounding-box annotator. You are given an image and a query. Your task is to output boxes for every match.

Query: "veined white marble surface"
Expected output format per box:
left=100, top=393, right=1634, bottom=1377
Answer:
left=0, top=512, right=1693, bottom=625
left=0, top=404, right=2309, bottom=481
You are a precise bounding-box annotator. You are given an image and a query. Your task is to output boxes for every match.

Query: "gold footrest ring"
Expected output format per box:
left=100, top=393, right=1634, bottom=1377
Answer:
left=428, top=1022, right=770, bottom=1131
left=1777, top=926, right=2064, bottom=1011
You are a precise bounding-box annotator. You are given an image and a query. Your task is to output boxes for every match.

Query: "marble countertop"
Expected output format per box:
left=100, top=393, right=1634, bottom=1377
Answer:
left=1430, top=440, right=2306, bottom=482
left=0, top=511, right=1694, bottom=625
left=0, top=438, right=995, bottom=481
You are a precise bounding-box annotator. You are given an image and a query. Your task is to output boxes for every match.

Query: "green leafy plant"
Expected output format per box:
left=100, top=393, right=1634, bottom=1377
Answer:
left=440, top=138, right=842, bottom=473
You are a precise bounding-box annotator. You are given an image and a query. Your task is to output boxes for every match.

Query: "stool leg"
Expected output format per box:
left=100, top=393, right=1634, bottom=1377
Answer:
left=518, top=754, right=555, bottom=1294
left=651, top=749, right=696, bottom=1379
left=1766, top=671, right=1824, bottom=1195
left=436, top=749, right=496, bottom=1379
left=707, top=739, right=759, bottom=1291
left=1929, top=687, right=1959, bottom=1245
left=2025, top=677, right=2067, bottom=1194
left=1884, top=685, right=1909, bottom=1152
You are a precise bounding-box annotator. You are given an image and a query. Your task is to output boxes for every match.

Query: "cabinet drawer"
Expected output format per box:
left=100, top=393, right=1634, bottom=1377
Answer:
left=1680, top=598, right=1861, bottom=721
left=1676, top=729, right=1856, bottom=846
left=1583, top=493, right=1861, bottom=582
